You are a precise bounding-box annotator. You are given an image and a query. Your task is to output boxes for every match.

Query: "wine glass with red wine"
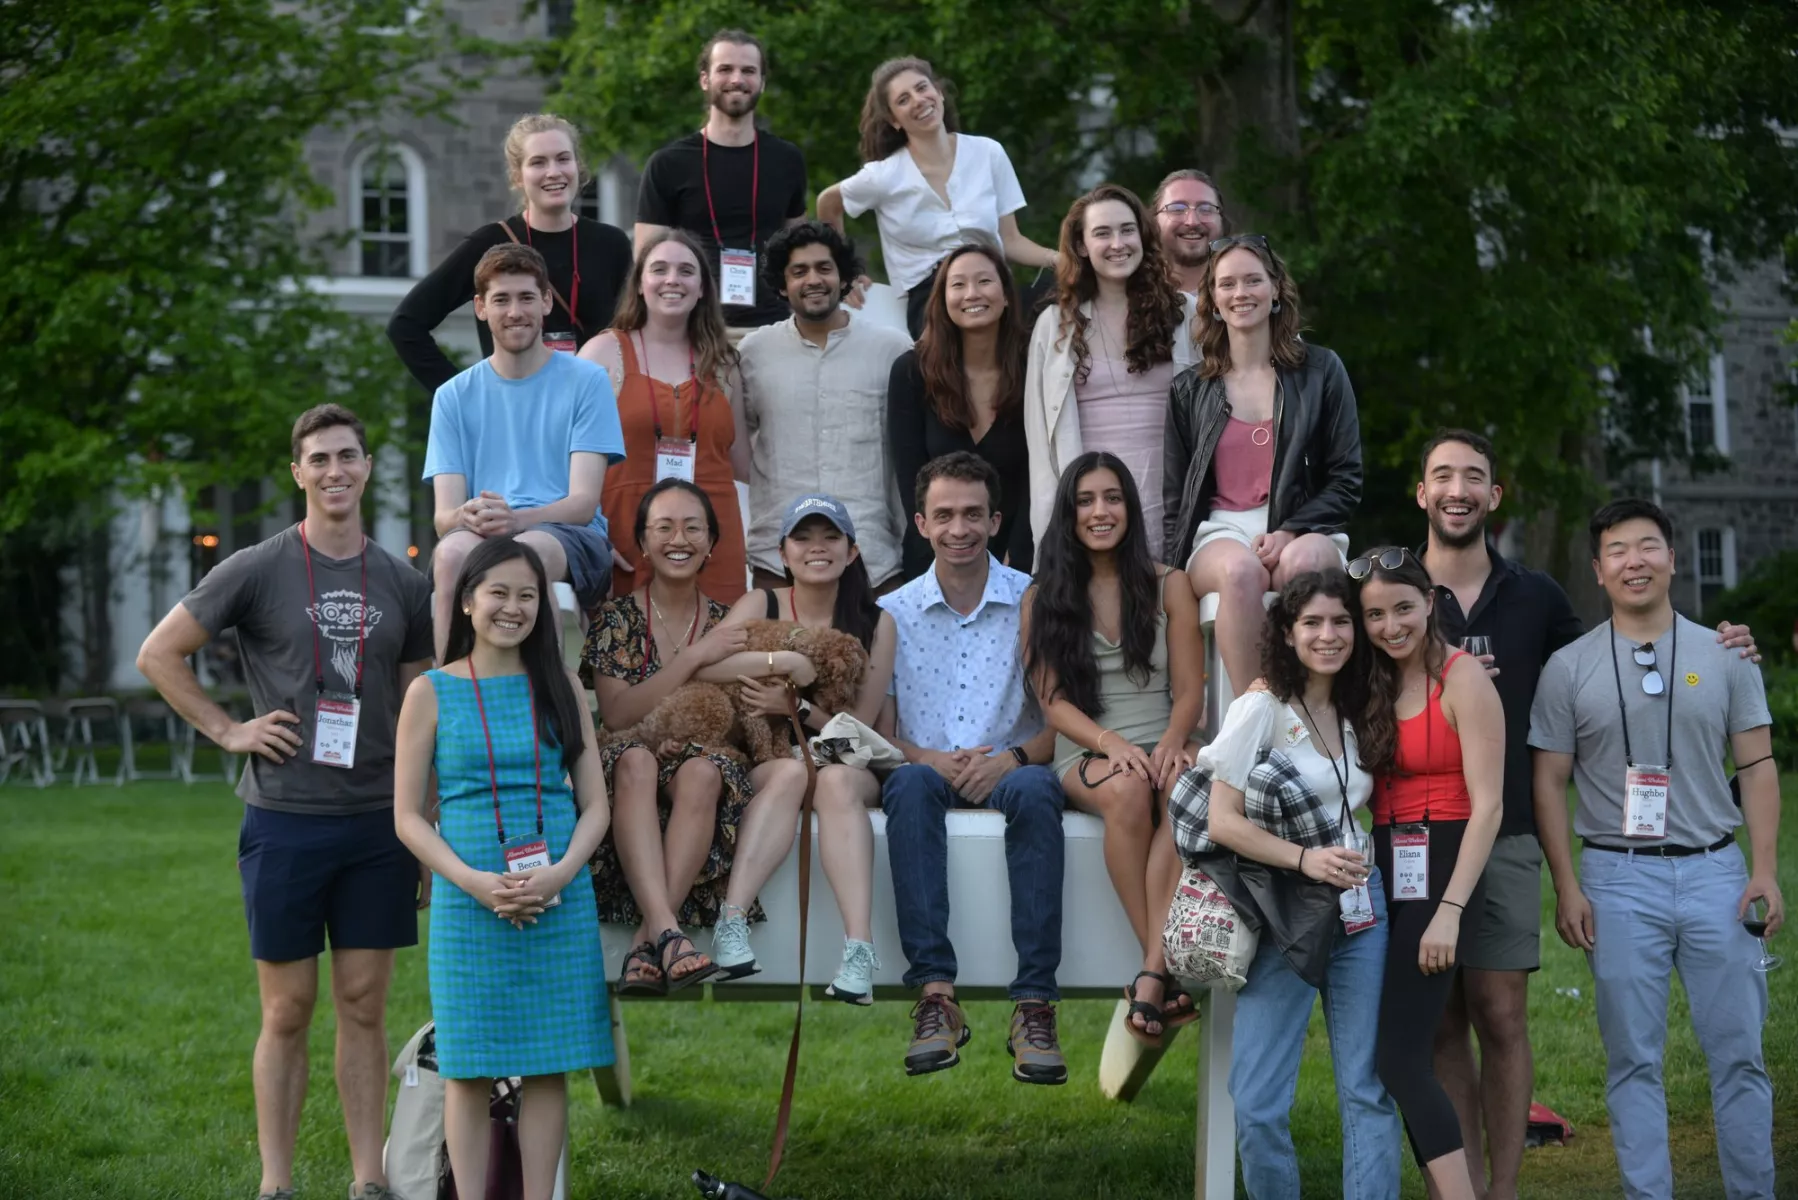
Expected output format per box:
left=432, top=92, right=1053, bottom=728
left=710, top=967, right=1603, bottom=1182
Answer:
left=1743, top=899, right=1781, bottom=973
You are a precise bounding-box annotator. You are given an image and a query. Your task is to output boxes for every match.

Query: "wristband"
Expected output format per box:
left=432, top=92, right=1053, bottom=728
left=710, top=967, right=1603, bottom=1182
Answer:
left=1441, top=899, right=1465, bottom=911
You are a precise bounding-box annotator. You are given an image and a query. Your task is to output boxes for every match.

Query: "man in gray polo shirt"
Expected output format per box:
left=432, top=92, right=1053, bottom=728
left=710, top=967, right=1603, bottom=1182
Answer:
left=1531, top=497, right=1781, bottom=1200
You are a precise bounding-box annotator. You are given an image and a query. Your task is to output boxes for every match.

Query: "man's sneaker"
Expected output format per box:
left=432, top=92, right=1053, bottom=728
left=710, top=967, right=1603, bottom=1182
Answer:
left=825, top=938, right=879, bottom=1005
left=710, top=908, right=759, bottom=980
left=904, top=993, right=970, bottom=1075
left=257, top=1191, right=295, bottom=1200
left=349, top=1185, right=399, bottom=1200
left=1007, top=1001, right=1068, bottom=1085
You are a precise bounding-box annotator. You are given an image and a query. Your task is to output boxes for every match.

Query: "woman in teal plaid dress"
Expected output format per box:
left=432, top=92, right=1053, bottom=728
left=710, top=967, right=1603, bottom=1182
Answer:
left=395, top=537, right=612, bottom=1197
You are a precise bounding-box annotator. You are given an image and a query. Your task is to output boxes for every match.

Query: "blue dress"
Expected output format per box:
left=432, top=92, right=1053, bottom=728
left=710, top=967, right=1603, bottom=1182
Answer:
left=427, top=669, right=613, bottom=1079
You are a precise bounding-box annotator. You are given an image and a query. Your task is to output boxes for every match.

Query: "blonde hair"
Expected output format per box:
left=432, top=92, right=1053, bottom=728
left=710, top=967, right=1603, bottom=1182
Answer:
left=503, top=113, right=587, bottom=204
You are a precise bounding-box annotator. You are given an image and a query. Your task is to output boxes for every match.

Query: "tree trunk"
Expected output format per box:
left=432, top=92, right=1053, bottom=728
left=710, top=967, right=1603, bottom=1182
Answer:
left=1195, top=0, right=1300, bottom=229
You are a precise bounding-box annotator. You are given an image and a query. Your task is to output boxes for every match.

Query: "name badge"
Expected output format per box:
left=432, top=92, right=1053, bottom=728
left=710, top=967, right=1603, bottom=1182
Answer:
left=655, top=436, right=696, bottom=484
left=542, top=331, right=577, bottom=354
left=1340, top=883, right=1377, bottom=934
left=719, top=248, right=756, bottom=307
left=1392, top=824, right=1430, bottom=901
left=502, top=836, right=560, bottom=908
left=1623, top=763, right=1670, bottom=839
left=311, top=693, right=360, bottom=769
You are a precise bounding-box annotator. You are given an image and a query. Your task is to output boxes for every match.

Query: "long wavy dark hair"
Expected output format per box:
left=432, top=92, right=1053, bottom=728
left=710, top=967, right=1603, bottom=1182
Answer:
left=779, top=514, right=881, bottom=651
left=916, top=242, right=1027, bottom=432
left=1053, top=183, right=1185, bottom=383
left=1349, top=546, right=1448, bottom=779
left=858, top=56, right=961, bottom=163
left=1259, top=569, right=1375, bottom=769
left=444, top=537, right=587, bottom=775
left=1197, top=236, right=1307, bottom=376
left=1024, top=452, right=1159, bottom=717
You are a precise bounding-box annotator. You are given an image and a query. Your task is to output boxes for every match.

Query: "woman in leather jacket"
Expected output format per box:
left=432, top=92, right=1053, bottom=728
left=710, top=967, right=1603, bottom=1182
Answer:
left=1161, top=234, right=1362, bottom=693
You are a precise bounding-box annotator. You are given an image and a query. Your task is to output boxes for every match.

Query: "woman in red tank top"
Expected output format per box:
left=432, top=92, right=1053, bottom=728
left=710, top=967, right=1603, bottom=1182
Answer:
left=1350, top=546, right=1504, bottom=1200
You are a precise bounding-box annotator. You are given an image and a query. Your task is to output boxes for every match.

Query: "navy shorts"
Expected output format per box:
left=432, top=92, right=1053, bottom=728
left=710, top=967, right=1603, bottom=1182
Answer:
left=237, top=805, right=419, bottom=962
left=538, top=521, right=613, bottom=613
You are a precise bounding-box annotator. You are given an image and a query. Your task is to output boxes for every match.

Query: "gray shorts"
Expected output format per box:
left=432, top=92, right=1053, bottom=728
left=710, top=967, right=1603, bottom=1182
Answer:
left=538, top=522, right=613, bottom=613
left=1462, top=832, right=1542, bottom=972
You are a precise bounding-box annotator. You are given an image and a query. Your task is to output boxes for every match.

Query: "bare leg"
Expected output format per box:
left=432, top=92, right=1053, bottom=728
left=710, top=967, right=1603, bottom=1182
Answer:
left=431, top=531, right=481, bottom=664
left=723, top=758, right=809, bottom=911
left=609, top=746, right=679, bottom=946
left=1431, top=977, right=1485, bottom=1200
left=443, top=1077, right=493, bottom=1195
left=812, top=764, right=878, bottom=942
left=1185, top=539, right=1271, bottom=695
left=1422, top=1150, right=1478, bottom=1200
left=516, top=530, right=570, bottom=652
left=1270, top=532, right=1346, bottom=586
left=660, top=756, right=723, bottom=918
left=1466, top=968, right=1533, bottom=1200
left=1144, top=806, right=1183, bottom=978
left=330, top=948, right=397, bottom=1191
left=1063, top=763, right=1160, bottom=1031
left=253, top=959, right=318, bottom=1194
left=517, top=1073, right=568, bottom=1200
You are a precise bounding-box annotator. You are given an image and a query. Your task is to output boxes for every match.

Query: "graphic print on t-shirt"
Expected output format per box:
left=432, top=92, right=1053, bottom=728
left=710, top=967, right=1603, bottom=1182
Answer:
left=307, top=589, right=384, bottom=690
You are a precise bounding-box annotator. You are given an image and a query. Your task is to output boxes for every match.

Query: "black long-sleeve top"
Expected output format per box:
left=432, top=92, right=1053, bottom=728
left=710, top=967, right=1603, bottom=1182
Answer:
left=386, top=214, right=633, bottom=392
left=886, top=349, right=1035, bottom=581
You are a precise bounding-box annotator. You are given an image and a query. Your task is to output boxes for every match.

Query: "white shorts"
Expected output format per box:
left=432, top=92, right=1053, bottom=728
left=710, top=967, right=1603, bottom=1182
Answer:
left=1183, top=503, right=1350, bottom=572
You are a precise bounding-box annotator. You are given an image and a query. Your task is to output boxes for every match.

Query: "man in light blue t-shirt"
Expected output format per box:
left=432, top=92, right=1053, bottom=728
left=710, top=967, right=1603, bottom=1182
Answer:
left=423, top=243, right=626, bottom=657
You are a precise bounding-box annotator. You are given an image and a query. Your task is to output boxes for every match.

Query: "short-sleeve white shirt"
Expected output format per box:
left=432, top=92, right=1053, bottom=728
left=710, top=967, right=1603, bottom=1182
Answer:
left=1197, top=690, right=1372, bottom=828
left=837, top=134, right=1028, bottom=293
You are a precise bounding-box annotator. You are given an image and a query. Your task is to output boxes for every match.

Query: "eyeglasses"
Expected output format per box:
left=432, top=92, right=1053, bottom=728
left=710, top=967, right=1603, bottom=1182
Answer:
left=1633, top=643, right=1666, bottom=696
left=1347, top=547, right=1413, bottom=580
left=1158, top=201, right=1222, bottom=218
left=1209, top=233, right=1270, bottom=256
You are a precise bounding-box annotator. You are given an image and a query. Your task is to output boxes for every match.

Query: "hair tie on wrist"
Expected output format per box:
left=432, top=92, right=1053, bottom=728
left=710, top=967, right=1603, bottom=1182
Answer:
left=1441, top=899, right=1464, bottom=910
left=1297, top=848, right=1307, bottom=872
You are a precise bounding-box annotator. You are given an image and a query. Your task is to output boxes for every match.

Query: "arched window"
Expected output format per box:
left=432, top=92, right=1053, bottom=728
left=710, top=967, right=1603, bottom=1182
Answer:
left=352, top=143, right=428, bottom=277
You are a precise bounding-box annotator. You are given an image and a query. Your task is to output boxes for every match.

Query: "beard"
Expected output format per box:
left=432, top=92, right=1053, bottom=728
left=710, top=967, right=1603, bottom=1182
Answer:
left=1164, top=233, right=1210, bottom=269
left=709, top=85, right=760, bottom=117
left=1427, top=508, right=1487, bottom=550
left=791, top=288, right=839, bottom=319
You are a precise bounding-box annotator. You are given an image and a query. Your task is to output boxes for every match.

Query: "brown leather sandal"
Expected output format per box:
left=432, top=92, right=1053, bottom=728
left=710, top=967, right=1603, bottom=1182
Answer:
left=616, top=941, right=666, bottom=997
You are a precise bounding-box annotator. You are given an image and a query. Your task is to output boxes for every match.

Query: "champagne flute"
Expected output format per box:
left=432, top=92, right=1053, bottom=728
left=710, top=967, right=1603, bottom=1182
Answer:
left=1460, top=636, right=1492, bottom=658
left=1743, top=899, right=1781, bottom=973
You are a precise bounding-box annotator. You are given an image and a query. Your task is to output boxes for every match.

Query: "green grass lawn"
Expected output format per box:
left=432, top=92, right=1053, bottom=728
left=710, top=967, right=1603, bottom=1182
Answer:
left=1, top=782, right=1792, bottom=1199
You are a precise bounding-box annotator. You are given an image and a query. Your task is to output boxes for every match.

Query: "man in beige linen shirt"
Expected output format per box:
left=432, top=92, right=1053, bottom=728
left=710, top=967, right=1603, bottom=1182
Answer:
left=739, top=220, right=913, bottom=589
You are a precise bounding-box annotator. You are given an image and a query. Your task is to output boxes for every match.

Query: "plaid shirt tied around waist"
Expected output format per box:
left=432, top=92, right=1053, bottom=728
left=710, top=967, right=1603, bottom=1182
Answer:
left=1169, top=746, right=1343, bottom=865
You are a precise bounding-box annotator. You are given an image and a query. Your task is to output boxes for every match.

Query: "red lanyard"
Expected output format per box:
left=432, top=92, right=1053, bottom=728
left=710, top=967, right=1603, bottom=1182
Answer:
left=644, top=590, right=702, bottom=654
left=788, top=588, right=799, bottom=623
left=523, top=212, right=581, bottom=322
left=297, top=522, right=367, bottom=697
left=701, top=130, right=759, bottom=250
left=637, top=331, right=699, bottom=442
left=468, top=660, right=541, bottom=845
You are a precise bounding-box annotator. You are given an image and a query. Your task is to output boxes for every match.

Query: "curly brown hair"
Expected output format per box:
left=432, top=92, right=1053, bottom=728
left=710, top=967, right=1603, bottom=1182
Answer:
left=1052, top=183, right=1185, bottom=383
left=1350, top=547, right=1448, bottom=779
left=1258, top=570, right=1376, bottom=770
left=858, top=57, right=960, bottom=164
left=1196, top=236, right=1307, bottom=377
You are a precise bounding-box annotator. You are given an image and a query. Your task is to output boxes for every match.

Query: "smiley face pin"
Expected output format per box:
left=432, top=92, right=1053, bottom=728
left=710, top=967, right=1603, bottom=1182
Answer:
left=1685, top=672, right=1700, bottom=686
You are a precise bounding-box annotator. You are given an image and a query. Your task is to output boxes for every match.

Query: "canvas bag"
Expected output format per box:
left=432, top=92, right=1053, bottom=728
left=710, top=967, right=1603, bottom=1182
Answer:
left=806, top=711, right=906, bottom=771
left=384, top=1022, right=446, bottom=1199
left=1163, top=861, right=1259, bottom=991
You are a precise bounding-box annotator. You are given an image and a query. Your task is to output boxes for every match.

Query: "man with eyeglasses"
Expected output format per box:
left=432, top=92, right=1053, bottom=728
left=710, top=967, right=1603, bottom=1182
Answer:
left=1150, top=169, right=1225, bottom=295
left=1530, top=497, right=1781, bottom=1200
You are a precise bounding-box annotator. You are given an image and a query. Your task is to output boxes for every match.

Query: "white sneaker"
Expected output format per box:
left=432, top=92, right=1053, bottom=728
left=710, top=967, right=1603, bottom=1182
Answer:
left=711, top=909, right=759, bottom=980
left=825, top=938, right=879, bottom=1005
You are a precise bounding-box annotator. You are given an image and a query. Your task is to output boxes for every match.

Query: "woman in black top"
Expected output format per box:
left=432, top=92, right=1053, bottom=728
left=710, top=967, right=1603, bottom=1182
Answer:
left=387, top=113, right=633, bottom=392
left=887, top=241, right=1034, bottom=579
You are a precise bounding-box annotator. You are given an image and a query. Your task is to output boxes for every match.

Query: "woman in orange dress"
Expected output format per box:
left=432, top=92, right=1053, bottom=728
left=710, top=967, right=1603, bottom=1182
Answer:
left=581, top=229, right=750, bottom=603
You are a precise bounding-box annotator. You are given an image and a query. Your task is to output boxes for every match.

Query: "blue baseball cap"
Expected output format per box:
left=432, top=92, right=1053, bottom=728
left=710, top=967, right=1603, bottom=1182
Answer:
left=779, top=494, right=856, bottom=542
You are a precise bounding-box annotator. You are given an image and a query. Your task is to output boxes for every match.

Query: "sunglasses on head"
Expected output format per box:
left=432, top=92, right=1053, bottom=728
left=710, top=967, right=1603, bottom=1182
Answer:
left=1347, top=547, right=1414, bottom=580
left=1209, top=233, right=1271, bottom=256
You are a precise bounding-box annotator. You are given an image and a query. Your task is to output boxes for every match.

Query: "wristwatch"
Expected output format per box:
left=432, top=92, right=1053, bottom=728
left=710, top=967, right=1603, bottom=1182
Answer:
left=1008, top=746, right=1029, bottom=767
left=796, top=698, right=815, bottom=726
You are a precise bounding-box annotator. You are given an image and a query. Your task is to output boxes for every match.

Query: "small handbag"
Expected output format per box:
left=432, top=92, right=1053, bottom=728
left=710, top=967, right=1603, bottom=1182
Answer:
left=1162, top=862, right=1259, bottom=992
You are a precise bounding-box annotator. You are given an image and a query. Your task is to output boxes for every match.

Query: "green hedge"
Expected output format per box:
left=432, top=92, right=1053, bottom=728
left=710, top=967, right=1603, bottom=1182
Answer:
left=1704, top=550, right=1798, bottom=668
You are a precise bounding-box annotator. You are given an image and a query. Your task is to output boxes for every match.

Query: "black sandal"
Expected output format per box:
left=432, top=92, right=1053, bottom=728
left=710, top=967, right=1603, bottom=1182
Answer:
left=1153, top=972, right=1201, bottom=1030
left=1123, top=971, right=1167, bottom=1046
left=657, top=927, right=722, bottom=992
left=617, top=941, right=666, bottom=997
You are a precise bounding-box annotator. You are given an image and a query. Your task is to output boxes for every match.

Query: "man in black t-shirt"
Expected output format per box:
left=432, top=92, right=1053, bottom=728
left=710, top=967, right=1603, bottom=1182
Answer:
left=635, top=28, right=809, bottom=330
left=139, top=404, right=434, bottom=1200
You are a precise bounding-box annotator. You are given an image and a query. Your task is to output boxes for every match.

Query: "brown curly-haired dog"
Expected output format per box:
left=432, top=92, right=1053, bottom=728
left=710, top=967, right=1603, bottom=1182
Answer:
left=607, top=620, right=869, bottom=766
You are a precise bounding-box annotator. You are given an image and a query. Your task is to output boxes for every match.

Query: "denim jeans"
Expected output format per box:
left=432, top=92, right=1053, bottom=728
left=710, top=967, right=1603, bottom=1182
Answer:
left=880, top=762, right=1065, bottom=1001
left=1581, top=842, right=1774, bottom=1200
left=1229, top=869, right=1401, bottom=1200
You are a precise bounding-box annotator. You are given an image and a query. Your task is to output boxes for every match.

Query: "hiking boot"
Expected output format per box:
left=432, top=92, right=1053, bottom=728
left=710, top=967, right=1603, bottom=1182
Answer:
left=257, top=1191, right=295, bottom=1200
left=825, top=938, right=879, bottom=1005
left=904, top=992, right=969, bottom=1075
left=710, top=908, right=759, bottom=980
left=349, top=1184, right=399, bottom=1200
left=1007, top=1001, right=1068, bottom=1085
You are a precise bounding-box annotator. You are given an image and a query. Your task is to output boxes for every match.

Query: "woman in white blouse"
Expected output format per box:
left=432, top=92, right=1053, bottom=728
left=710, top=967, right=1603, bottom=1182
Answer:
left=818, top=56, right=1059, bottom=336
left=1196, top=567, right=1402, bottom=1198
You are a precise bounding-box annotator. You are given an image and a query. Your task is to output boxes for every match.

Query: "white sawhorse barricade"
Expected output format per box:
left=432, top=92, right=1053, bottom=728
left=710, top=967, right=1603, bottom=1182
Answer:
left=556, top=581, right=1254, bottom=1200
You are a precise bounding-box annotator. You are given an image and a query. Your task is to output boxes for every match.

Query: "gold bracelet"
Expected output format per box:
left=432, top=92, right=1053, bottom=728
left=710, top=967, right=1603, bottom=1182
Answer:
left=767, top=651, right=775, bottom=673
left=1096, top=729, right=1113, bottom=755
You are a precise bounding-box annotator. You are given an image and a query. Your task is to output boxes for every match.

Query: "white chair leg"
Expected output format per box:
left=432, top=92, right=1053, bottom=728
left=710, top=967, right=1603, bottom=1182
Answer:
left=1193, top=987, right=1237, bottom=1199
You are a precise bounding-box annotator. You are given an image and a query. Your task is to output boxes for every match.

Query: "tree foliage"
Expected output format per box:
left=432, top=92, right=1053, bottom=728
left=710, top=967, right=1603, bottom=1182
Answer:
left=559, top=0, right=1798, bottom=550
left=0, top=0, right=463, bottom=536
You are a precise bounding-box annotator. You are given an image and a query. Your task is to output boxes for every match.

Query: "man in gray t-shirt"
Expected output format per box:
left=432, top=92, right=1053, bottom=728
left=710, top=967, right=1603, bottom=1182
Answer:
left=138, top=404, right=433, bottom=1200
left=1529, top=498, right=1781, bottom=1200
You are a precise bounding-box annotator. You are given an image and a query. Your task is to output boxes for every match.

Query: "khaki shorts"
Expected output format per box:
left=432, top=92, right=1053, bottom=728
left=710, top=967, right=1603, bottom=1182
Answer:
left=1462, top=832, right=1543, bottom=972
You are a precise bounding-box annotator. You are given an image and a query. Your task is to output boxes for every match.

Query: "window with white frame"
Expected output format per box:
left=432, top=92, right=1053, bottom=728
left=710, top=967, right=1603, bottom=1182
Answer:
left=1693, top=526, right=1736, bottom=616
left=1683, top=352, right=1729, bottom=455
left=576, top=176, right=602, bottom=223
left=353, top=144, right=427, bottom=278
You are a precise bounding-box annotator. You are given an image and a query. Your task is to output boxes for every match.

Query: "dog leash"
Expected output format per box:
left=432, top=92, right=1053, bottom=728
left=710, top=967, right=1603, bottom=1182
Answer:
left=764, top=686, right=819, bottom=1191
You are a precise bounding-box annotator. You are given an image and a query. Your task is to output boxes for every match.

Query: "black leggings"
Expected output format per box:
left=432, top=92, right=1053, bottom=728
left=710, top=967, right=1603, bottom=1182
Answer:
left=1373, top=818, right=1476, bottom=1166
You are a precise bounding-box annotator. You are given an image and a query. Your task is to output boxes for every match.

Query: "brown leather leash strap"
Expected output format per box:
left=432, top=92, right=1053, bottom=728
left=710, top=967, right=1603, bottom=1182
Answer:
left=764, top=690, right=819, bottom=1191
